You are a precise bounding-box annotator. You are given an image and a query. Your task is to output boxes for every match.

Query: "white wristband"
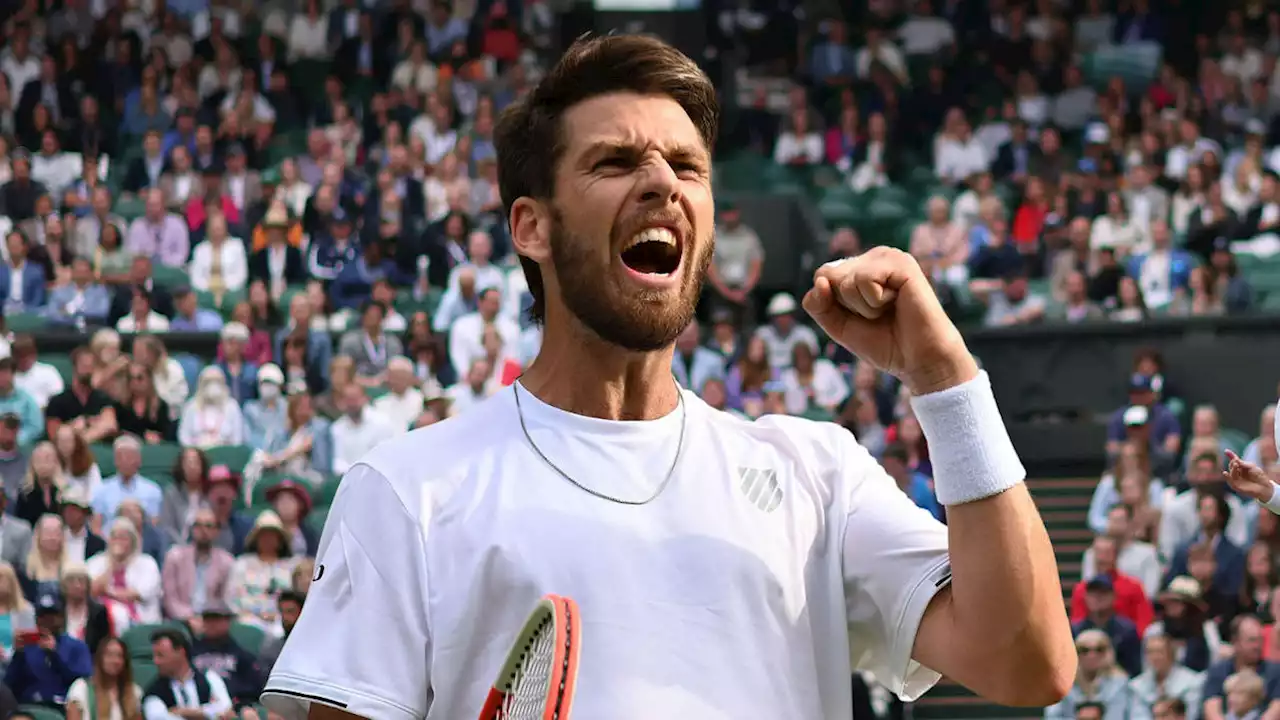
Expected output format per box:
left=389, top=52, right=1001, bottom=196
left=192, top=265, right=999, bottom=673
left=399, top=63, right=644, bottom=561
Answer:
left=909, top=370, right=1026, bottom=506
left=1264, top=482, right=1280, bottom=515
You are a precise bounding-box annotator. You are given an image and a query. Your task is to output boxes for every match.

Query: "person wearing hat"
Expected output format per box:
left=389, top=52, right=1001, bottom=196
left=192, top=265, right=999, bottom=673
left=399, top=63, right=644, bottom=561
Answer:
left=244, top=364, right=289, bottom=451
left=60, top=486, right=105, bottom=565
left=249, top=204, right=306, bottom=295
left=307, top=206, right=360, bottom=282
left=190, top=600, right=264, bottom=710
left=228, top=511, right=294, bottom=632
left=204, top=466, right=255, bottom=555
left=1105, top=372, right=1181, bottom=469
left=1069, top=572, right=1143, bottom=677
left=265, top=480, right=317, bottom=557
left=4, top=592, right=93, bottom=704
left=754, top=292, right=820, bottom=370
left=1069, top=536, right=1153, bottom=635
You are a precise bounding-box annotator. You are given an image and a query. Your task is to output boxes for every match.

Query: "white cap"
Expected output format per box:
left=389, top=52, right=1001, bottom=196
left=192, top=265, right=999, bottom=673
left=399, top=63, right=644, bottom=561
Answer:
left=766, top=293, right=797, bottom=317
left=258, top=363, right=284, bottom=386
left=1085, top=123, right=1110, bottom=145
left=220, top=322, right=250, bottom=342
left=1123, top=405, right=1149, bottom=426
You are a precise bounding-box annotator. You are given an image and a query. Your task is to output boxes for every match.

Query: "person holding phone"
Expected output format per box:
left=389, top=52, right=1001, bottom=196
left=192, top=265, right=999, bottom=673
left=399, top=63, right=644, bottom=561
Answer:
left=2, top=593, right=93, bottom=706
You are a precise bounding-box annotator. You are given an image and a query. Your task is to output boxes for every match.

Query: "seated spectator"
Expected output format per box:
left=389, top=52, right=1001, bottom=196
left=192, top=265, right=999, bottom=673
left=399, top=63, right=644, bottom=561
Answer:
left=1168, top=266, right=1225, bottom=317
left=22, top=515, right=68, bottom=602
left=0, top=563, right=34, bottom=669
left=1223, top=668, right=1268, bottom=720
left=228, top=511, right=294, bottom=634
left=157, top=448, right=206, bottom=546
left=1186, top=541, right=1245, bottom=639
left=91, top=435, right=163, bottom=522
left=881, top=442, right=941, bottom=521
left=0, top=358, right=42, bottom=447
left=754, top=294, right=819, bottom=371
left=1073, top=576, right=1144, bottom=677
left=306, top=209, right=359, bottom=283
left=1110, top=277, right=1149, bottom=322
left=671, top=321, right=724, bottom=399
left=44, top=256, right=110, bottom=327
left=772, top=107, right=823, bottom=167
left=177, top=368, right=246, bottom=450
left=0, top=230, right=47, bottom=313
left=65, top=636, right=143, bottom=720
left=115, top=499, right=166, bottom=565
left=91, top=222, right=133, bottom=287
left=124, top=189, right=190, bottom=269
left=338, top=301, right=405, bottom=386
left=372, top=357, right=425, bottom=435
left=249, top=206, right=306, bottom=298
left=935, top=109, right=990, bottom=184
left=274, top=293, right=333, bottom=390
left=265, top=481, right=318, bottom=558
left=260, top=394, right=331, bottom=484
left=1182, top=405, right=1230, bottom=471
left=115, top=361, right=177, bottom=444
left=115, top=287, right=170, bottom=333
left=1207, top=243, right=1253, bottom=314
left=142, top=628, right=234, bottom=720
left=1044, top=629, right=1133, bottom=718
left=227, top=300, right=276, bottom=368
left=132, top=335, right=190, bottom=413
left=313, top=355, right=355, bottom=421
left=1242, top=544, right=1277, bottom=622
left=2, top=593, right=92, bottom=706
left=168, top=285, right=225, bottom=332
left=330, top=384, right=393, bottom=475
left=11, top=336, right=64, bottom=411
left=1127, top=633, right=1203, bottom=720
left=190, top=602, right=262, bottom=709
left=0, top=491, right=30, bottom=571
left=1106, top=374, right=1180, bottom=473
left=780, top=341, right=848, bottom=417
left=1161, top=452, right=1252, bottom=562
left=214, top=323, right=260, bottom=405
left=257, top=590, right=303, bottom=675
left=206, top=468, right=254, bottom=556
left=60, top=488, right=104, bottom=567
left=59, top=565, right=110, bottom=657
left=975, top=267, right=1048, bottom=327
left=161, top=506, right=235, bottom=633
left=87, top=517, right=163, bottom=630
left=53, top=428, right=102, bottom=505
left=1089, top=441, right=1167, bottom=535
left=1166, top=493, right=1247, bottom=597
left=189, top=211, right=249, bottom=297
left=910, top=196, right=970, bottom=289
left=244, top=364, right=289, bottom=452
left=1200, top=616, right=1280, bottom=719
left=1127, top=220, right=1193, bottom=313
left=15, top=442, right=63, bottom=527
left=445, top=359, right=496, bottom=417
left=1084, top=505, right=1162, bottom=598
left=1071, top=538, right=1153, bottom=635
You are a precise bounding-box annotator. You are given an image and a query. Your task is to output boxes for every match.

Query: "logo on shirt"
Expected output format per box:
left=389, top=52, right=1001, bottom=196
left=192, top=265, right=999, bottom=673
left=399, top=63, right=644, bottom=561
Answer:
left=312, top=564, right=325, bottom=583
left=738, top=467, right=783, bottom=513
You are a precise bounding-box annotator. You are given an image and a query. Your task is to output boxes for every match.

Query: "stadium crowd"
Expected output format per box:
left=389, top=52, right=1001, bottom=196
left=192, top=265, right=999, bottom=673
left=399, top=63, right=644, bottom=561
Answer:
left=0, top=0, right=1276, bottom=718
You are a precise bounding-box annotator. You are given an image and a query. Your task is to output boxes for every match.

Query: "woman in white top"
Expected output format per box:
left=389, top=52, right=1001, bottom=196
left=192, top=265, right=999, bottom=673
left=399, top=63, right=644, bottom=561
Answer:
left=287, top=0, right=329, bottom=61
left=87, top=517, right=163, bottom=630
left=189, top=212, right=248, bottom=295
left=277, top=159, right=312, bottom=218
left=772, top=107, right=824, bottom=166
left=1171, top=165, right=1208, bottom=236
left=1222, top=157, right=1261, bottom=215
left=1090, top=191, right=1144, bottom=258
left=390, top=40, right=438, bottom=96
left=177, top=367, right=246, bottom=449
left=132, top=335, right=189, bottom=415
left=423, top=152, right=470, bottom=222
left=781, top=341, right=850, bottom=416
left=54, top=426, right=104, bottom=501
left=66, top=636, right=144, bottom=720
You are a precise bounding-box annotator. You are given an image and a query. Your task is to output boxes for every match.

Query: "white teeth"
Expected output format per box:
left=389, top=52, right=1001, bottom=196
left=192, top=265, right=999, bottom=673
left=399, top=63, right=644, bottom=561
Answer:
left=623, top=227, right=678, bottom=251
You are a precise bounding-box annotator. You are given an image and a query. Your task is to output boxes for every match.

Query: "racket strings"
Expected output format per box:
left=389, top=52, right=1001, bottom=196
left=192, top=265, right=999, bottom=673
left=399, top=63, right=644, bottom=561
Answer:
left=501, top=616, right=558, bottom=719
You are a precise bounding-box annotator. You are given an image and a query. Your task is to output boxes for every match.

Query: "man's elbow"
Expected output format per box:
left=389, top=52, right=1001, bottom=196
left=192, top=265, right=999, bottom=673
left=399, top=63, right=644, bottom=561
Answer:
left=981, top=647, right=1077, bottom=707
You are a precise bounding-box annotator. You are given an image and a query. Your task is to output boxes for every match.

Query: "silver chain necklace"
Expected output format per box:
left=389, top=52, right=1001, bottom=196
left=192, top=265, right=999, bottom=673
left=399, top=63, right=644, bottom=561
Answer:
left=513, top=381, right=687, bottom=506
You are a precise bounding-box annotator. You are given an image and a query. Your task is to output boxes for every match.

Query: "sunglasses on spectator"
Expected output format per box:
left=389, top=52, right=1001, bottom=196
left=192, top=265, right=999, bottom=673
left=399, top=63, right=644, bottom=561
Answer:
left=193, top=522, right=218, bottom=529
left=1077, top=645, right=1107, bottom=654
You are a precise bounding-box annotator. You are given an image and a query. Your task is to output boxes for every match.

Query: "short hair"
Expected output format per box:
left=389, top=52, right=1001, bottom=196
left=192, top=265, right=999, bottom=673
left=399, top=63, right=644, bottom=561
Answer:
left=494, top=34, right=718, bottom=325
left=881, top=442, right=909, bottom=465
left=113, top=433, right=142, bottom=453
left=278, top=589, right=306, bottom=608
left=151, top=627, right=190, bottom=656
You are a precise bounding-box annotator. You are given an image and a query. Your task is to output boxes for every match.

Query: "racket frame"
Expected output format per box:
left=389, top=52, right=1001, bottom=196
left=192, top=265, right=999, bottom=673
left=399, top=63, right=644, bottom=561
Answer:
left=478, top=594, right=581, bottom=720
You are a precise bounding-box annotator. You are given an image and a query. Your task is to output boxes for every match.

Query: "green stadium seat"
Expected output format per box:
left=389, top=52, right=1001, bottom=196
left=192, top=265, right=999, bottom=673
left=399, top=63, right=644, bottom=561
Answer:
left=306, top=505, right=330, bottom=536
left=277, top=284, right=307, bottom=315
left=1220, top=428, right=1252, bottom=456
left=139, top=443, right=182, bottom=479
left=5, top=313, right=48, bottom=332
left=151, top=265, right=191, bottom=289
left=1081, top=42, right=1163, bottom=93
left=394, top=288, right=444, bottom=318
left=230, top=622, right=266, bottom=654
left=17, top=705, right=64, bottom=720
left=91, top=444, right=116, bottom=477
left=196, top=288, right=248, bottom=319
left=122, top=622, right=191, bottom=659
left=206, top=445, right=254, bottom=474
left=114, top=196, right=146, bottom=223
left=132, top=660, right=159, bottom=689
left=44, top=353, right=73, bottom=384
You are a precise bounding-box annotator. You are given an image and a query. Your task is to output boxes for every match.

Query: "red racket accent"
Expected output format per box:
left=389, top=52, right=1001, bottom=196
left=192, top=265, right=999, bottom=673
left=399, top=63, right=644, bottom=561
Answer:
left=478, top=594, right=581, bottom=720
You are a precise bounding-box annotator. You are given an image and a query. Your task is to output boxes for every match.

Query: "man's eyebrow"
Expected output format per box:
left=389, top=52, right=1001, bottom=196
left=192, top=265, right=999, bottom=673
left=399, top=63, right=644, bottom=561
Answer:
left=578, top=141, right=709, bottom=165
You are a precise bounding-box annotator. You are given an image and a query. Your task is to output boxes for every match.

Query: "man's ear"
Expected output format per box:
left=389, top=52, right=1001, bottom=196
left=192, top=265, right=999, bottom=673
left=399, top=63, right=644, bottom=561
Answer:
left=509, top=197, right=551, bottom=263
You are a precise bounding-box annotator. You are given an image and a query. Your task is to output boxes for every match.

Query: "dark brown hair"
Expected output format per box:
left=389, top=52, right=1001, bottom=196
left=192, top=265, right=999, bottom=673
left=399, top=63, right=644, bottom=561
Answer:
left=494, top=34, right=719, bottom=324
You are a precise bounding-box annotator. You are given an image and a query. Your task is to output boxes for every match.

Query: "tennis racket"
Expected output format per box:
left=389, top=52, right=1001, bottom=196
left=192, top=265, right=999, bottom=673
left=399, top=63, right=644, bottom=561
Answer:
left=477, top=594, right=581, bottom=720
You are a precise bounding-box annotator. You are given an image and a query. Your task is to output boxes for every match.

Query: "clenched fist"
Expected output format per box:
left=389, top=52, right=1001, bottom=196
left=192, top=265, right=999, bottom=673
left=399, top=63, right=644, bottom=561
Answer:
left=802, top=247, right=978, bottom=395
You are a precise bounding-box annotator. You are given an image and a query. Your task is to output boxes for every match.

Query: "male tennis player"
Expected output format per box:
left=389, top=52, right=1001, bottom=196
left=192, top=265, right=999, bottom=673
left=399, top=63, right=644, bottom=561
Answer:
left=262, top=35, right=1075, bottom=719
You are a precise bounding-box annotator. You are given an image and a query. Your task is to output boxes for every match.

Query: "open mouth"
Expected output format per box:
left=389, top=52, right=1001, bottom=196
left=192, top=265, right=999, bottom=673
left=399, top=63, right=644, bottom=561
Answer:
left=620, top=227, right=682, bottom=276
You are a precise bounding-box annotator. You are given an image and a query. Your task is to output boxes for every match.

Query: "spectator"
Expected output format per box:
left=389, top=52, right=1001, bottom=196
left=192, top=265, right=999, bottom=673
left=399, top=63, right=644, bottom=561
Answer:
left=330, top=384, right=392, bottom=475
left=1073, top=573, right=1144, bottom=677
left=911, top=196, right=970, bottom=290
left=0, top=230, right=46, bottom=313
left=1201, top=615, right=1280, bottom=719
left=1044, top=629, right=1133, bottom=718
left=780, top=341, right=848, bottom=417
left=59, top=564, right=110, bottom=659
left=3, top=593, right=92, bottom=706
left=772, top=108, right=823, bottom=167
left=10, top=335, right=63, bottom=411
left=215, top=322, right=260, bottom=406
left=92, top=435, right=162, bottom=522
left=248, top=206, right=306, bottom=297
left=244, top=364, right=288, bottom=453
left=23, top=514, right=68, bottom=602
left=671, top=321, right=724, bottom=398
left=177, top=367, right=246, bottom=450
left=116, top=287, right=170, bottom=333
left=115, top=499, right=167, bottom=566
left=142, top=627, right=234, bottom=720
left=1071, top=537, right=1154, bottom=635
left=0, top=563, right=34, bottom=669
left=0, top=358, right=41, bottom=447
left=189, top=211, right=248, bottom=297
left=1085, top=505, right=1163, bottom=598
left=190, top=601, right=261, bottom=708
left=125, top=189, right=191, bottom=269
left=1162, top=453, right=1252, bottom=562
left=1128, top=633, right=1203, bottom=720
left=0, top=493, right=31, bottom=574
left=115, top=361, right=177, bottom=445
left=60, top=488, right=104, bottom=567
left=443, top=289, right=510, bottom=384
left=168, top=285, right=225, bottom=332
left=0, top=423, right=29, bottom=508
left=706, top=203, right=765, bottom=325
left=257, top=590, right=303, bottom=675
left=205, top=468, right=254, bottom=556
left=228, top=511, right=293, bottom=634
left=87, top=516, right=163, bottom=629
left=1166, top=493, right=1247, bottom=599
left=372, top=357, right=424, bottom=436
left=14, top=442, right=62, bottom=527
left=260, top=394, right=331, bottom=484
left=43, top=256, right=110, bottom=327
left=755, top=293, right=819, bottom=371
left=162, top=503, right=235, bottom=639
left=64, top=636, right=143, bottom=720
left=132, top=335, right=190, bottom=413
left=52, top=429, right=101, bottom=505
left=266, top=481, right=317, bottom=559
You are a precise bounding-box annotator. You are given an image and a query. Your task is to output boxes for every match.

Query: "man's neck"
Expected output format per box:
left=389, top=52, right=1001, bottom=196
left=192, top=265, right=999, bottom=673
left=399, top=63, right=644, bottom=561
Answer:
left=171, top=666, right=194, bottom=683
left=194, top=543, right=211, bottom=559
left=521, top=307, right=680, bottom=421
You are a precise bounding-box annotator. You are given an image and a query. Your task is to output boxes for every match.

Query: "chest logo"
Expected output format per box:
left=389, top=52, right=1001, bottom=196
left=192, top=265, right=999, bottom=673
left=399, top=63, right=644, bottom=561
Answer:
left=738, top=467, right=783, bottom=513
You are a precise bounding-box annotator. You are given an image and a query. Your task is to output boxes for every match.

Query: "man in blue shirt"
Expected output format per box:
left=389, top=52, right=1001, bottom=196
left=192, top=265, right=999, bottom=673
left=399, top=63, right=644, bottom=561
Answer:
left=0, top=358, right=42, bottom=446
left=881, top=442, right=943, bottom=522
left=92, top=434, right=163, bottom=520
left=1106, top=373, right=1181, bottom=475
left=169, top=286, right=225, bottom=332
left=3, top=594, right=92, bottom=705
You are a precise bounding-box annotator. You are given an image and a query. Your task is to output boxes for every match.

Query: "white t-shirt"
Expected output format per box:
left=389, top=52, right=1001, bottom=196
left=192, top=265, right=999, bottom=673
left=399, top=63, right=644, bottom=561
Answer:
left=263, top=385, right=952, bottom=719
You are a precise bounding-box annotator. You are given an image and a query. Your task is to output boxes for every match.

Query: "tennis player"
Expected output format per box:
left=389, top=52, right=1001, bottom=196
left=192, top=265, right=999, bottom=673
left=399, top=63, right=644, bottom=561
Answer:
left=262, top=35, right=1075, bottom=719
left=1223, top=407, right=1280, bottom=512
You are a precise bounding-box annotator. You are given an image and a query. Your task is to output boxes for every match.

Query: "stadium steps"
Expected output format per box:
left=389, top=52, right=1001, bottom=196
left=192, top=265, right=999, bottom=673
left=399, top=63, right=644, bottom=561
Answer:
left=912, top=476, right=1097, bottom=720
